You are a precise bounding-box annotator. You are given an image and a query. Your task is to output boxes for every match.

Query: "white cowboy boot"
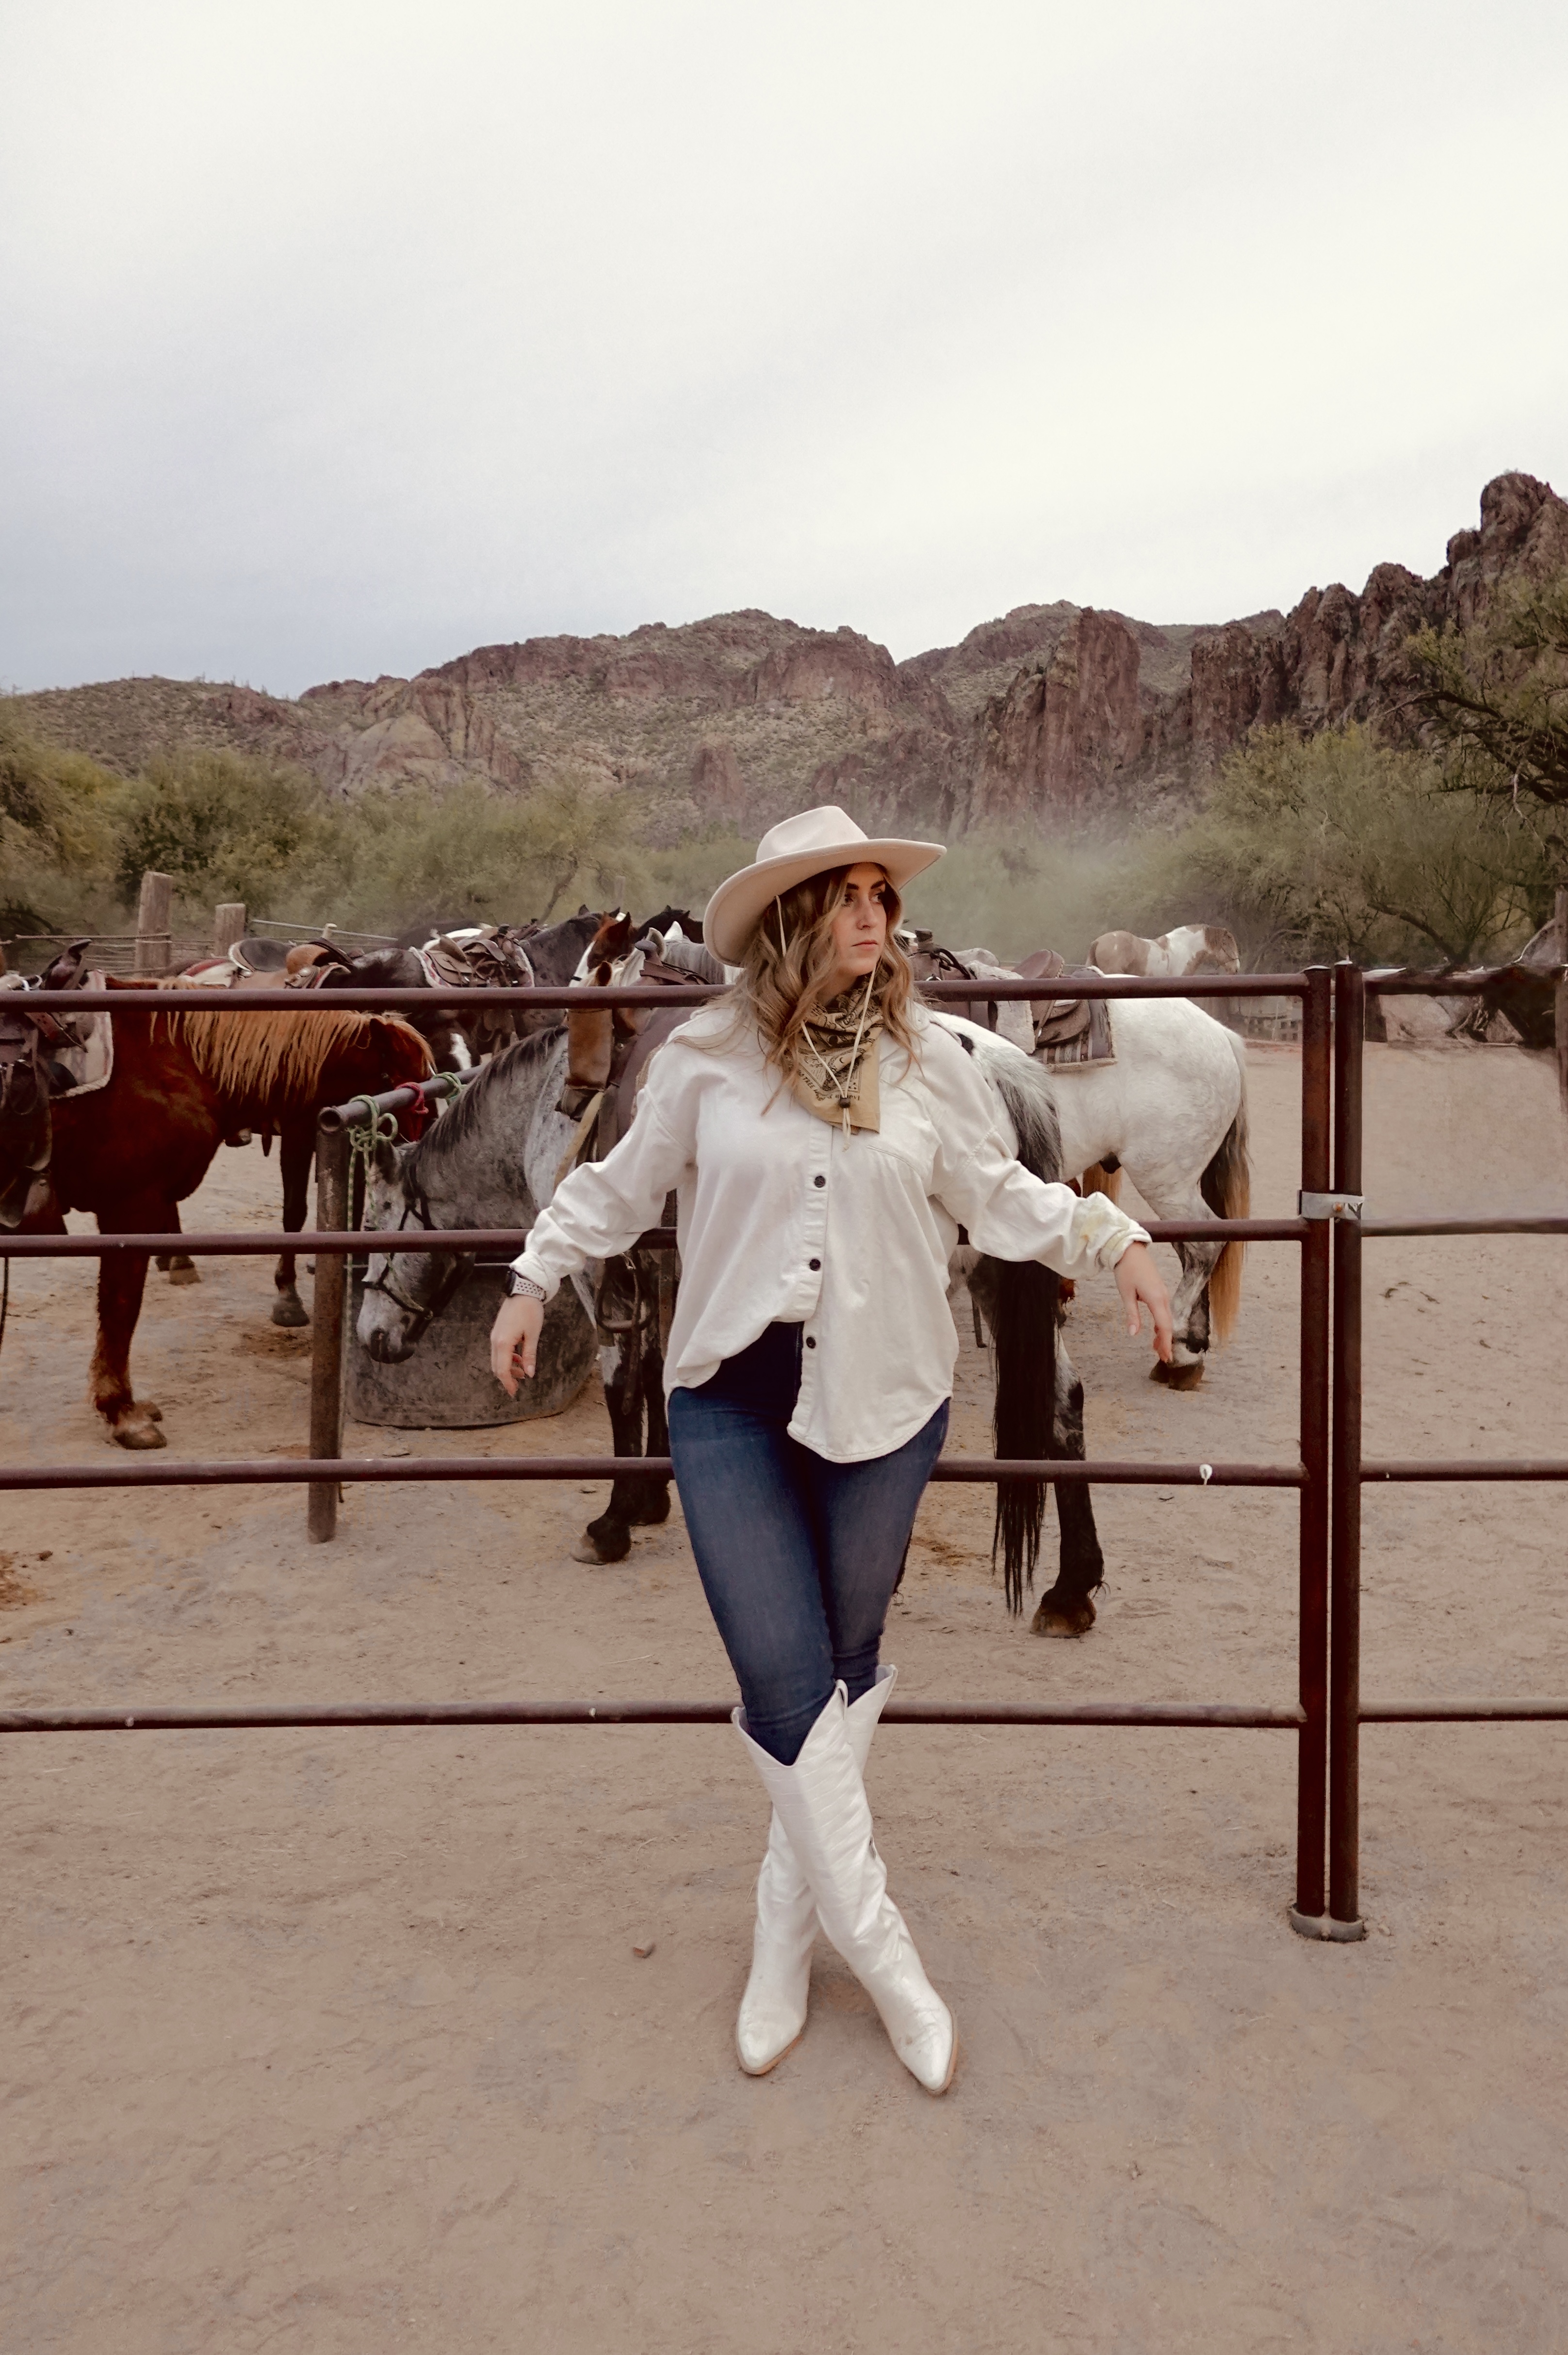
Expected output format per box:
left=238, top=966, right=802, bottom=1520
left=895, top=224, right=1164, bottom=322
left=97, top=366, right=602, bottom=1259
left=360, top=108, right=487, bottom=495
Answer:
left=733, top=1666, right=898, bottom=2076
left=735, top=1682, right=956, bottom=2095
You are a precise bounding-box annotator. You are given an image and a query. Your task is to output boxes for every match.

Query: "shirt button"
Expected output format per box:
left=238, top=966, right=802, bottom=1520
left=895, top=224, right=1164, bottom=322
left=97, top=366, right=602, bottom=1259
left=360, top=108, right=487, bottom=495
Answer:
left=808, top=1258, right=820, bottom=1271
left=813, top=1174, right=826, bottom=1188
left=805, top=1336, right=816, bottom=1349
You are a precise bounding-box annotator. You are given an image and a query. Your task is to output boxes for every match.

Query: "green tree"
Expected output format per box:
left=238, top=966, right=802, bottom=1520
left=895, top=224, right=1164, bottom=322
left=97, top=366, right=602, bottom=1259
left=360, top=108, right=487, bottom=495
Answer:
left=309, top=770, right=651, bottom=935
left=1405, top=575, right=1568, bottom=823
left=112, top=748, right=328, bottom=911
left=1168, top=724, right=1551, bottom=966
left=0, top=711, right=118, bottom=937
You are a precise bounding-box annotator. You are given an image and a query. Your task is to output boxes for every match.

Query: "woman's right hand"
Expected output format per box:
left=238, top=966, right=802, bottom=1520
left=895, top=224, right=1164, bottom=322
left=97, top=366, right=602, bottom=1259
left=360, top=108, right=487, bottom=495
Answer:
left=490, top=1293, right=545, bottom=1396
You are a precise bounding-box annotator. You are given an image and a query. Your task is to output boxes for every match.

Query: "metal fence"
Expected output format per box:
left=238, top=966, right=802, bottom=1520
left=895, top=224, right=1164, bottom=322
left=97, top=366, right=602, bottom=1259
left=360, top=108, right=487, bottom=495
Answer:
left=3, top=963, right=1565, bottom=1944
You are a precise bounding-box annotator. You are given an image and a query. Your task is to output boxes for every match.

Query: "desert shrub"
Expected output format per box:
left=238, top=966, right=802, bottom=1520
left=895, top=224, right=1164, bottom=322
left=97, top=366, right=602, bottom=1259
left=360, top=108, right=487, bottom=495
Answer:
left=111, top=748, right=329, bottom=913
left=1163, top=724, right=1552, bottom=966
left=299, top=773, right=653, bottom=935
left=0, top=711, right=120, bottom=937
left=637, top=830, right=758, bottom=926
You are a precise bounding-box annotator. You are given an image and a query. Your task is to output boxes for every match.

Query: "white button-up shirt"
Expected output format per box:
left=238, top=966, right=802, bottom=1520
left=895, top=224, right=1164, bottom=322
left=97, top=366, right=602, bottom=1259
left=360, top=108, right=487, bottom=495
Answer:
left=512, top=1005, right=1149, bottom=1462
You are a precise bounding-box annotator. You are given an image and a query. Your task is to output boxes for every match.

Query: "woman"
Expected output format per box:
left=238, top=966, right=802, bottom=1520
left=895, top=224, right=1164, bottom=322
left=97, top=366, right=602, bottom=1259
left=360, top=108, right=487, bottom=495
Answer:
left=490, top=807, right=1171, bottom=2096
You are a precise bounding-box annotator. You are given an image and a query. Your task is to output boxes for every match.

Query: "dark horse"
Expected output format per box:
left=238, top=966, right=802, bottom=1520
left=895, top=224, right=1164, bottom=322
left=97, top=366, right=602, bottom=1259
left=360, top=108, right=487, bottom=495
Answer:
left=14, top=984, right=430, bottom=1446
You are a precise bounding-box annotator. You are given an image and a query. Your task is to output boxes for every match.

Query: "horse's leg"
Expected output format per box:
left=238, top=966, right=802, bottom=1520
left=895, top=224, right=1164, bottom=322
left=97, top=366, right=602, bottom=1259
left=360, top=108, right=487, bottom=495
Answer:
left=90, top=1197, right=168, bottom=1449
left=628, top=1311, right=672, bottom=1528
left=155, top=1203, right=200, bottom=1285
left=574, top=1322, right=645, bottom=1565
left=272, top=1119, right=313, bottom=1327
left=1130, top=1174, right=1223, bottom=1389
left=1030, top=1334, right=1104, bottom=1637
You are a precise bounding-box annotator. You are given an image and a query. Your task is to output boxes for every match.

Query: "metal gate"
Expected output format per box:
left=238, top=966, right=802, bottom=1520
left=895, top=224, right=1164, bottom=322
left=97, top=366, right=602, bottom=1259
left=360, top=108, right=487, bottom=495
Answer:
left=3, top=962, right=1563, bottom=1939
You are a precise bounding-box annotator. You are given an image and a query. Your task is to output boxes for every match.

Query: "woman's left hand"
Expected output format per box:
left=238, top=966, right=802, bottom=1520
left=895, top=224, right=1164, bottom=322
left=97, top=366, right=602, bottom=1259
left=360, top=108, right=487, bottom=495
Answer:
left=1114, top=1242, right=1174, bottom=1363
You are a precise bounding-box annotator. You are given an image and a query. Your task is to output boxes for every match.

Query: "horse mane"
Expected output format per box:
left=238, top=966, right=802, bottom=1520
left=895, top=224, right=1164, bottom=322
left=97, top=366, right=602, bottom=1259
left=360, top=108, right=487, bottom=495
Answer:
left=403, top=1024, right=564, bottom=1188
left=157, top=1005, right=432, bottom=1110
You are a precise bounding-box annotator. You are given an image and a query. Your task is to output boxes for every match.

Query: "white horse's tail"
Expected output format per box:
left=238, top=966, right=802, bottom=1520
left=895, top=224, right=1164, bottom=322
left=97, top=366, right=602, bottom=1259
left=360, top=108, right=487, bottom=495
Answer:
left=1201, top=1050, right=1250, bottom=1340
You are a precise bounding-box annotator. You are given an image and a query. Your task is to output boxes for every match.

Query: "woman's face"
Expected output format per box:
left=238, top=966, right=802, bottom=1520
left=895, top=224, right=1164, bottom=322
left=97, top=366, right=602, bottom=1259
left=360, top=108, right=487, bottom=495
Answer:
left=825, top=863, right=891, bottom=992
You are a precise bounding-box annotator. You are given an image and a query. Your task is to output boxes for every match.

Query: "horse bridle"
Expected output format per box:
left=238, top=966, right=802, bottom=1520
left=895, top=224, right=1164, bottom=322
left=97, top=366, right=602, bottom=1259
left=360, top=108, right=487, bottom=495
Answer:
left=349, top=1096, right=474, bottom=1343
left=359, top=1183, right=474, bottom=1342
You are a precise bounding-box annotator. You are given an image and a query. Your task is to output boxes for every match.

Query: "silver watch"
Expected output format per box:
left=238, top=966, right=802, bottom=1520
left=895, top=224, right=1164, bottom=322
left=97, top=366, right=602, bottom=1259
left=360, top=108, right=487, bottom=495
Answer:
left=507, top=1271, right=547, bottom=1301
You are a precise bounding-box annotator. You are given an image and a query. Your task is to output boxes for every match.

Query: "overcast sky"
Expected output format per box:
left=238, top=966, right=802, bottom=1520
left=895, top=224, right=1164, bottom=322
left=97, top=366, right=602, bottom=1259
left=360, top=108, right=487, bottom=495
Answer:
left=3, top=0, right=1566, bottom=698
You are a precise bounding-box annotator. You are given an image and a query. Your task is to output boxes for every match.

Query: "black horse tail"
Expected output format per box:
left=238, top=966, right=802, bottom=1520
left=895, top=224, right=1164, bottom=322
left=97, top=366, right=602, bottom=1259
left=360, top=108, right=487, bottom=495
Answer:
left=976, top=1048, right=1067, bottom=1615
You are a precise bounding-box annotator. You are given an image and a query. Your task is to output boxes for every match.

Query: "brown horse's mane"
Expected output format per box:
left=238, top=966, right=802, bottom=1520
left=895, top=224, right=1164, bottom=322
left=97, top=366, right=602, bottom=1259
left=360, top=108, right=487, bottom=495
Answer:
left=154, top=1003, right=433, bottom=1110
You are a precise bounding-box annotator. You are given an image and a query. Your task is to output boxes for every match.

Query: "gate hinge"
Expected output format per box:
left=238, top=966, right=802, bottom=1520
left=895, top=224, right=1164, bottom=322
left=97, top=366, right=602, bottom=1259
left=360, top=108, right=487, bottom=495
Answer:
left=1299, top=1190, right=1364, bottom=1221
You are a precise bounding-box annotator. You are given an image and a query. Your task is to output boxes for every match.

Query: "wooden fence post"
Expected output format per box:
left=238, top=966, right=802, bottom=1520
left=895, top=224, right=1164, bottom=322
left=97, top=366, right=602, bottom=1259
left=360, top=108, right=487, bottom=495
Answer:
left=134, top=871, right=173, bottom=974
left=1544, top=885, right=1553, bottom=1116
left=308, top=1121, right=351, bottom=1543
left=1555, top=887, right=1568, bottom=1116
left=213, top=902, right=246, bottom=957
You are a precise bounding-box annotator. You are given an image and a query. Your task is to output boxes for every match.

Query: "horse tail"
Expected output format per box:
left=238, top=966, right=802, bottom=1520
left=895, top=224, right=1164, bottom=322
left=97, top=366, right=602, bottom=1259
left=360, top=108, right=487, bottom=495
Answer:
left=1200, top=1070, right=1250, bottom=1342
left=976, top=1046, right=1065, bottom=1614
left=989, top=1254, right=1061, bottom=1614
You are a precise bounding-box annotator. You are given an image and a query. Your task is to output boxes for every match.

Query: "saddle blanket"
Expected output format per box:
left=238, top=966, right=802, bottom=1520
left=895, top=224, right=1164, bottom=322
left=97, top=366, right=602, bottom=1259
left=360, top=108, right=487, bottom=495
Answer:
left=0, top=970, right=114, bottom=1097
left=1034, top=992, right=1114, bottom=1070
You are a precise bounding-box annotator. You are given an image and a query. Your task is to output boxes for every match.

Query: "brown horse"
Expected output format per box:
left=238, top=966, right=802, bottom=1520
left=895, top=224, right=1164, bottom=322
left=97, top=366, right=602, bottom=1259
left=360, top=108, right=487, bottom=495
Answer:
left=21, top=984, right=431, bottom=1448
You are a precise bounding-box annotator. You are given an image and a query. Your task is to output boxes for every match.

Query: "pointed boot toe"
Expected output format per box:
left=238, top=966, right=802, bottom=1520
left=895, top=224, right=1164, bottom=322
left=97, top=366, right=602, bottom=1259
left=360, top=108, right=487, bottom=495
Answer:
left=881, top=1986, right=957, bottom=2094
left=735, top=1983, right=808, bottom=2076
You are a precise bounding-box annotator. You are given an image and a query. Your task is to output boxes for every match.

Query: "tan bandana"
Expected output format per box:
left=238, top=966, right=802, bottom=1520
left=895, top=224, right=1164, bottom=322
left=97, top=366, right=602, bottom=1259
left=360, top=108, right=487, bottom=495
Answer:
left=786, top=986, right=882, bottom=1135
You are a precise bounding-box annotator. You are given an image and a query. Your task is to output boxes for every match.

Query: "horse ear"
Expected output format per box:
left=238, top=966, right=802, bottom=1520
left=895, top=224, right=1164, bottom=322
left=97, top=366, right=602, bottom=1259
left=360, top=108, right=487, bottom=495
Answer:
left=372, top=1134, right=404, bottom=1184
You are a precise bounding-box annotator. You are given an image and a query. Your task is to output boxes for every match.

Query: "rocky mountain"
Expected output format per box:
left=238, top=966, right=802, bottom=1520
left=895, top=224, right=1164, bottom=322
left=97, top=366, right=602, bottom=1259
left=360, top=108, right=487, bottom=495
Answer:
left=14, top=472, right=1568, bottom=840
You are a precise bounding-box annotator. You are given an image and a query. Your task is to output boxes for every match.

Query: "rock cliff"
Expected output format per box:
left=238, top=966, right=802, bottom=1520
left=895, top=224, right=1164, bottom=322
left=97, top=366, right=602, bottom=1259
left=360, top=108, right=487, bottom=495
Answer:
left=16, top=473, right=1566, bottom=838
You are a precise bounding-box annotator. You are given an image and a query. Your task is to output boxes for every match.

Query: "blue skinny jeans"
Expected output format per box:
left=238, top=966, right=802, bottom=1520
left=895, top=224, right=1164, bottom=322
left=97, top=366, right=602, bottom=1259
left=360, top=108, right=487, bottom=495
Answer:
left=668, top=1322, right=949, bottom=1765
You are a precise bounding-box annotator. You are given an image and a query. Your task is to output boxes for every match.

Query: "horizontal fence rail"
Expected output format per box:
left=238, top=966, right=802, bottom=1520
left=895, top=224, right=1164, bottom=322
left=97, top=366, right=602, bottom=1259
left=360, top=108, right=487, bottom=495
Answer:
left=1, top=1217, right=1304, bottom=1260
left=1361, top=1215, right=1568, bottom=1236
left=0, top=1455, right=1308, bottom=1491
left=1362, top=1460, right=1568, bottom=1482
left=0, top=1698, right=1308, bottom=1735
left=18, top=972, right=1313, bottom=1016
left=1365, top=969, right=1566, bottom=995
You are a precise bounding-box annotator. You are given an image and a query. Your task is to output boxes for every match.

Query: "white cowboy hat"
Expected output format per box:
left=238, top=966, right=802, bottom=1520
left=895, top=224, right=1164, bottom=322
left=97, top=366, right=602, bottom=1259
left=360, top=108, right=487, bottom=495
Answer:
left=702, top=805, right=946, bottom=965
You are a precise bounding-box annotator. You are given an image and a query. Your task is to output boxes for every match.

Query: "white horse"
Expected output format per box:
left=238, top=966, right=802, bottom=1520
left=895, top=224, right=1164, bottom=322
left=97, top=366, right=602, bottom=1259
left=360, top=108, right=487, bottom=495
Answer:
left=939, top=1004, right=1250, bottom=1386
left=1089, top=923, right=1240, bottom=978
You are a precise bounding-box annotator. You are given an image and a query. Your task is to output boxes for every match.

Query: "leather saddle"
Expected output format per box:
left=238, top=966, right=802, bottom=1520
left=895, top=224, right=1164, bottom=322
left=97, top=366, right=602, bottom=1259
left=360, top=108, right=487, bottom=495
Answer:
left=1016, top=949, right=1091, bottom=1050
left=421, top=926, right=539, bottom=1052
left=0, top=938, right=93, bottom=1228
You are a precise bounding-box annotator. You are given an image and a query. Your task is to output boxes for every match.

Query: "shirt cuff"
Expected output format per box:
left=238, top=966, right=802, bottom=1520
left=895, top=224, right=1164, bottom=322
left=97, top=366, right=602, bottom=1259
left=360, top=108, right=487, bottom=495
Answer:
left=509, top=1250, right=561, bottom=1301
left=1072, top=1192, right=1151, bottom=1270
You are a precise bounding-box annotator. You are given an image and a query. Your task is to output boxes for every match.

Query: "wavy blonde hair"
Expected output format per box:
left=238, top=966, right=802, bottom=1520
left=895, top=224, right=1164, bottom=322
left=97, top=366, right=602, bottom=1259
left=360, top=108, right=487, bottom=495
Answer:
left=710, top=863, right=920, bottom=1083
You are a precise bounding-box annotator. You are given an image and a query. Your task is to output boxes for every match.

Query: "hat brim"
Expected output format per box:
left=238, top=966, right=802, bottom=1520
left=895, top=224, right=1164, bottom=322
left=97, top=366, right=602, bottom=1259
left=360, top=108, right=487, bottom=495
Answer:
left=702, top=836, right=946, bottom=966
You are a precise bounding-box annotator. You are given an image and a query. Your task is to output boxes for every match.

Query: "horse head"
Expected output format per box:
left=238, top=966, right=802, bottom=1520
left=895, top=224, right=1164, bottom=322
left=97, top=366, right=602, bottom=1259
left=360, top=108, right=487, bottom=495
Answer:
left=356, top=1127, right=473, bottom=1364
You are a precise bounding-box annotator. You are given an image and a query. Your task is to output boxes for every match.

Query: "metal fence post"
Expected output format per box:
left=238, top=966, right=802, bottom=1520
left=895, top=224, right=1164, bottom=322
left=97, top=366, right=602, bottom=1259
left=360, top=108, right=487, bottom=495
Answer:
left=1327, top=961, right=1368, bottom=1936
left=307, top=1121, right=350, bottom=1543
left=1290, top=966, right=1333, bottom=1930
left=1554, top=887, right=1567, bottom=1115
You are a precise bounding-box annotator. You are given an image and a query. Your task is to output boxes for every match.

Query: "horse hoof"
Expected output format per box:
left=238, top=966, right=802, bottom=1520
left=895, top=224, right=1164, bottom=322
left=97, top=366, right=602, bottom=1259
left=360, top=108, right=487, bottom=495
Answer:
left=1030, top=1594, right=1096, bottom=1639
left=629, top=1492, right=672, bottom=1529
left=112, top=1414, right=167, bottom=1451
left=1150, top=1357, right=1206, bottom=1390
left=167, top=1263, right=201, bottom=1286
left=572, top=1521, right=631, bottom=1565
left=271, top=1296, right=310, bottom=1329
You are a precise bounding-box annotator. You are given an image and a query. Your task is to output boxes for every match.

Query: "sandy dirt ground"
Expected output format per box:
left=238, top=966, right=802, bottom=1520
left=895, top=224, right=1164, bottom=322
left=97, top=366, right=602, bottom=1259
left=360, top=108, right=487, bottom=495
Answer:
left=2, top=1038, right=1566, bottom=2354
